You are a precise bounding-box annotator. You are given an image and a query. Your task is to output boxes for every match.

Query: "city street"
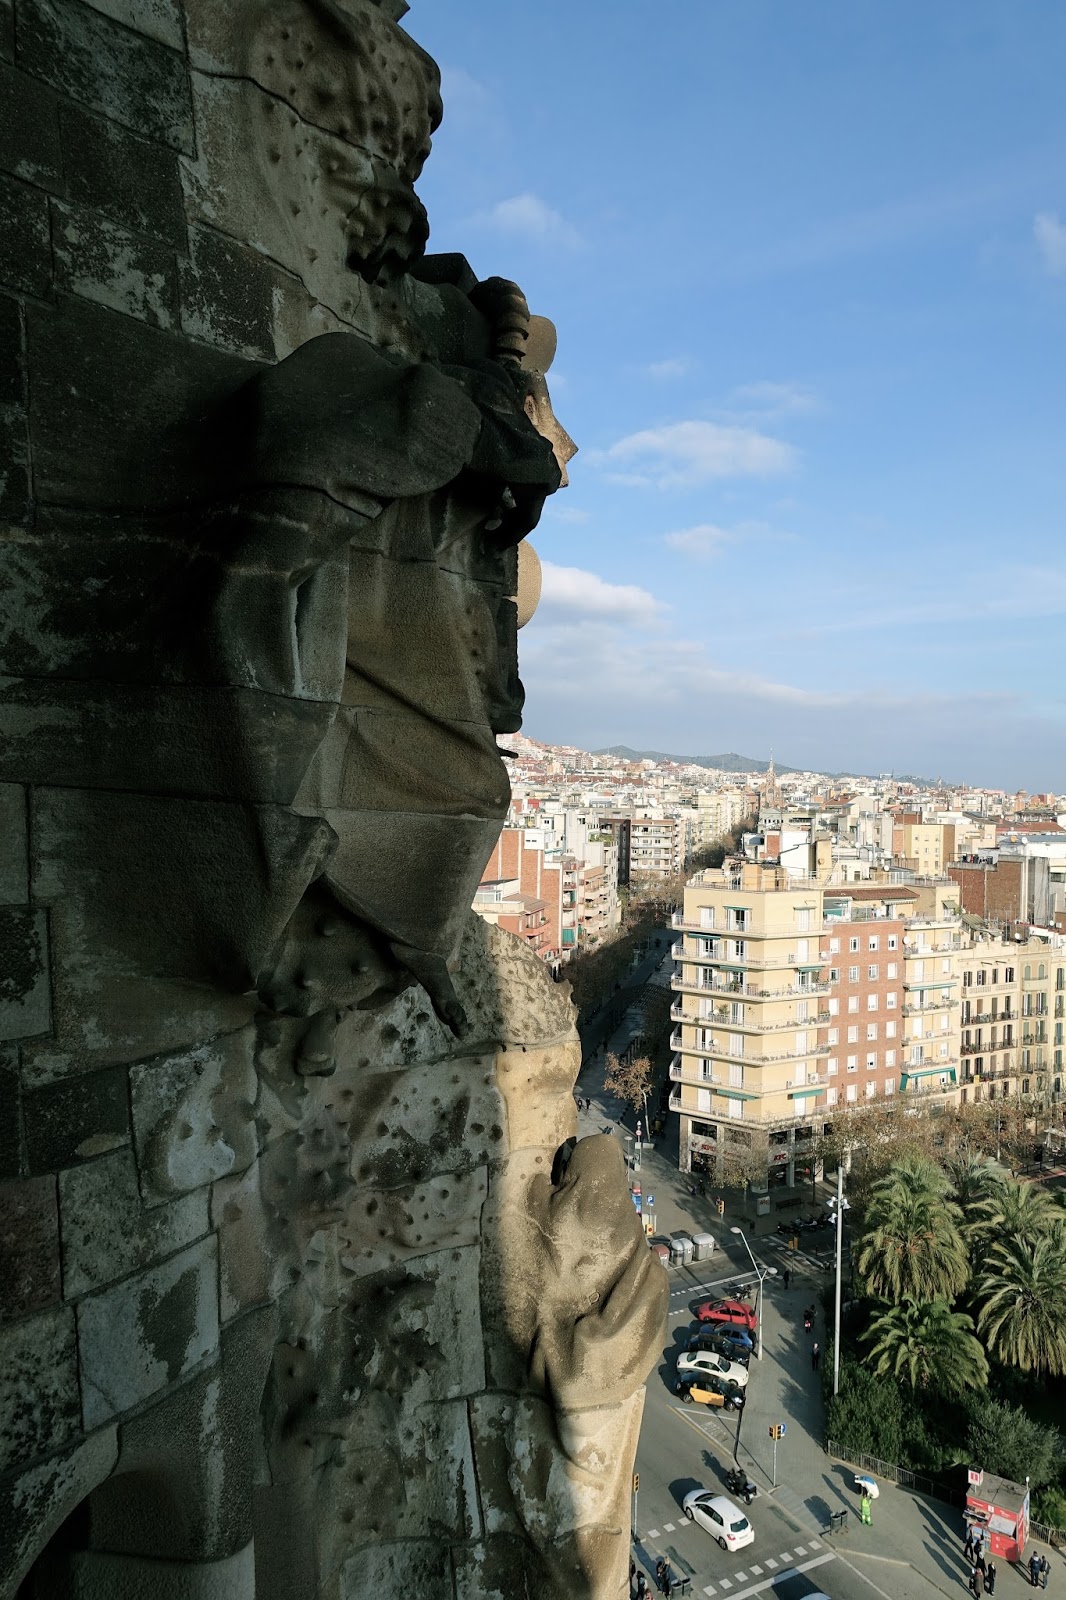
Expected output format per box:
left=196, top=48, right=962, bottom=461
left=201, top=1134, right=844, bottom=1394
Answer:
left=574, top=979, right=1065, bottom=1600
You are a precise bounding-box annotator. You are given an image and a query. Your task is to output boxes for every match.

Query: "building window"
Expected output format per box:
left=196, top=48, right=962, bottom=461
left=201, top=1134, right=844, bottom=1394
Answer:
left=848, top=965, right=859, bottom=982
left=942, top=959, right=951, bottom=975
left=827, top=1057, right=838, bottom=1075
left=796, top=907, right=812, bottom=931
left=847, top=1025, right=859, bottom=1043
left=728, top=1098, right=744, bottom=1119
left=1057, top=968, right=1065, bottom=992
left=1005, top=967, right=1015, bottom=982
left=886, top=1049, right=896, bottom=1068
left=887, top=962, right=897, bottom=979
left=849, top=936, right=860, bottom=953
left=963, top=971, right=973, bottom=987
left=885, top=1077, right=896, bottom=1095
left=886, top=1020, right=896, bottom=1038
left=866, top=1080, right=877, bottom=1098
left=829, top=937, right=840, bottom=953
left=866, top=1052, right=877, bottom=1070
left=847, top=1055, right=857, bottom=1071
left=869, top=936, right=880, bottom=952
left=976, top=970, right=986, bottom=987
left=867, top=994, right=879, bottom=1011
left=699, top=907, right=716, bottom=929
left=886, top=992, right=897, bottom=1008
left=888, top=934, right=898, bottom=950
left=828, top=1027, right=839, bottom=1045
left=827, top=1086, right=838, bottom=1106
left=867, top=1023, right=878, bottom=1040
left=729, top=1062, right=743, bottom=1087
left=868, top=965, right=879, bottom=980
left=829, top=967, right=840, bottom=984
left=828, top=998, right=839, bottom=1016
left=846, top=1084, right=858, bottom=1102
left=847, top=996, right=859, bottom=1013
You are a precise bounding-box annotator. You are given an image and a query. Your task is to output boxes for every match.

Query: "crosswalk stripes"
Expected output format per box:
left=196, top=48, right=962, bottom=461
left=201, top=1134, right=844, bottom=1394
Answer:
left=764, top=1560, right=778, bottom=1570
left=698, top=1544, right=826, bottom=1600
left=664, top=1522, right=676, bottom=1532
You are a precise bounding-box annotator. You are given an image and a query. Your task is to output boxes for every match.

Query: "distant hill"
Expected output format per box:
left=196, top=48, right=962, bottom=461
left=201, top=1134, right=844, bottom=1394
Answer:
left=594, top=745, right=798, bottom=775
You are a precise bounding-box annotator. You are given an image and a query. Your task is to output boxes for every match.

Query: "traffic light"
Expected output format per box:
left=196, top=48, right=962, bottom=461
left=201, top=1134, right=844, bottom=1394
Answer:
left=716, top=1197, right=725, bottom=1216
left=633, top=1473, right=639, bottom=1493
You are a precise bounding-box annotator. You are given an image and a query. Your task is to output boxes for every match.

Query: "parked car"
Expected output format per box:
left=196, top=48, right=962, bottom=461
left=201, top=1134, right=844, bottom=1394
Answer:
left=695, top=1297, right=758, bottom=1331
left=676, top=1375, right=744, bottom=1411
left=676, top=1349, right=749, bottom=1388
left=686, top=1325, right=753, bottom=1360
left=682, top=1489, right=755, bottom=1550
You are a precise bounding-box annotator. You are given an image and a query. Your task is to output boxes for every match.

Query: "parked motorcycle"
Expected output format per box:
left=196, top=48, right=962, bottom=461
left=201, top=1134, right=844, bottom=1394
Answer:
left=725, top=1467, right=758, bottom=1505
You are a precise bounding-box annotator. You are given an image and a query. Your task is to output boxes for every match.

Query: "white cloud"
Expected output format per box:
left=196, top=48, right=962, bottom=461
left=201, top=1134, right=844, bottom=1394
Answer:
left=662, top=522, right=735, bottom=559
left=1034, top=211, right=1066, bottom=276
left=544, top=505, right=591, bottom=525
left=475, top=193, right=583, bottom=249
left=588, top=420, right=797, bottom=489
left=646, top=358, right=690, bottom=380
left=731, top=380, right=819, bottom=419
left=438, top=65, right=492, bottom=117
left=538, top=562, right=666, bottom=623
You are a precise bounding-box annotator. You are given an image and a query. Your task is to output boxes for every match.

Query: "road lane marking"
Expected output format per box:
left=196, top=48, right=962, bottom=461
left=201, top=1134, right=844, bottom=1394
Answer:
left=703, top=1586, right=716, bottom=1596
left=647, top=1529, right=661, bottom=1539
left=793, top=1545, right=808, bottom=1554
left=831, top=1550, right=897, bottom=1600
left=778, top=1555, right=791, bottom=1564
left=808, top=1538, right=822, bottom=1548
left=749, top=1566, right=763, bottom=1575
left=717, top=1579, right=732, bottom=1590
left=664, top=1522, right=676, bottom=1532
left=735, top=1572, right=748, bottom=1582
left=764, top=1560, right=778, bottom=1570
left=723, top=1550, right=835, bottom=1600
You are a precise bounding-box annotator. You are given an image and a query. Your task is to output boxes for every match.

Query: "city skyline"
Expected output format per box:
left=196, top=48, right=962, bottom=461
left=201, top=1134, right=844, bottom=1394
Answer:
left=415, top=3, right=1066, bottom=790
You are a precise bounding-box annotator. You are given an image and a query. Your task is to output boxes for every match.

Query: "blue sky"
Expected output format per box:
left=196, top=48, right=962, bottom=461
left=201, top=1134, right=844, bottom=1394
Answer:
left=411, top=3, right=1066, bottom=789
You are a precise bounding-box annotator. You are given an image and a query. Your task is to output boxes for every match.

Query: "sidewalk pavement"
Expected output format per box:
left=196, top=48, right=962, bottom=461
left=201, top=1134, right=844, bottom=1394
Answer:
left=574, top=1015, right=1063, bottom=1600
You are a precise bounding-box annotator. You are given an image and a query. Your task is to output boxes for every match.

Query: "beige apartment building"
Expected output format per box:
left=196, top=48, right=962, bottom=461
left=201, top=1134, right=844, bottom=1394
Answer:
left=669, top=863, right=971, bottom=1185
left=669, top=862, right=832, bottom=1186
left=958, top=939, right=1066, bottom=1106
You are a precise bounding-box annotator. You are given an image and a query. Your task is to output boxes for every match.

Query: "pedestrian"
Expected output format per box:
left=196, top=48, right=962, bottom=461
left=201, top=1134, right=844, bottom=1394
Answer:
left=811, top=1341, right=821, bottom=1371
left=1030, top=1552, right=1042, bottom=1588
left=783, top=1268, right=792, bottom=1290
left=637, top=1574, right=648, bottom=1600
left=976, top=1550, right=987, bottom=1580
left=985, top=1562, right=996, bottom=1595
left=655, top=1558, right=666, bottom=1594
left=965, top=1530, right=975, bottom=1564
left=1041, top=1556, right=1050, bottom=1591
left=970, top=1567, right=981, bottom=1598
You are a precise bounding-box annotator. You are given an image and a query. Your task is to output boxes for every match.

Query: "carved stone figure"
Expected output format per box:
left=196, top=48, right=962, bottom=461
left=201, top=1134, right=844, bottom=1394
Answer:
left=0, top=2, right=664, bottom=1597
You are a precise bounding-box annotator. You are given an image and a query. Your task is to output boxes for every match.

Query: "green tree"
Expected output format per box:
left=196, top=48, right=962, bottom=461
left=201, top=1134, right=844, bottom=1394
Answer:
left=972, top=1229, right=1066, bottom=1376
left=863, top=1299, right=988, bottom=1396
left=965, top=1396, right=1060, bottom=1490
left=825, top=1358, right=903, bottom=1462
left=945, top=1152, right=1010, bottom=1220
left=969, top=1176, right=1060, bottom=1246
left=856, top=1157, right=969, bottom=1303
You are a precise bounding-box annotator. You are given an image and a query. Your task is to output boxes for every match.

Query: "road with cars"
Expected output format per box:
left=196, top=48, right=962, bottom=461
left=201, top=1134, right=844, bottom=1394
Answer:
left=630, top=1218, right=957, bottom=1600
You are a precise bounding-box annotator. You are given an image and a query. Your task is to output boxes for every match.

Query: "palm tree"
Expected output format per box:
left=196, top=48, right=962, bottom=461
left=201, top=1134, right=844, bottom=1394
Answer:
left=856, top=1157, right=970, bottom=1303
left=972, top=1228, right=1066, bottom=1375
left=968, top=1177, right=1060, bottom=1247
left=863, top=1299, right=989, bottom=1395
left=945, top=1152, right=1010, bottom=1221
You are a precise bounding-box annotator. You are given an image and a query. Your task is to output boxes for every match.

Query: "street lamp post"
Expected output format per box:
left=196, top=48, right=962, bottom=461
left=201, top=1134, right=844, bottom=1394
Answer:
left=730, top=1226, right=777, bottom=1360
left=827, top=1166, right=851, bottom=1398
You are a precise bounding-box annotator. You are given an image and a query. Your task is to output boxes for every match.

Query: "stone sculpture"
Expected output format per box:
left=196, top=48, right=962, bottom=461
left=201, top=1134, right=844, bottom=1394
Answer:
left=0, top=1, right=667, bottom=1597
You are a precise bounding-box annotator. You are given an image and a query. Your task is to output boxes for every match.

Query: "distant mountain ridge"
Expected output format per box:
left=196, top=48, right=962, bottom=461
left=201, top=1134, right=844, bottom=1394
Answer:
left=594, top=745, right=797, bottom=774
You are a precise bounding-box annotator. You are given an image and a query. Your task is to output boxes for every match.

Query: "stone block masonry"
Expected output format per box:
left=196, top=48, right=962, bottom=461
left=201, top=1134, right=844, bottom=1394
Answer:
left=0, top=1, right=667, bottom=1595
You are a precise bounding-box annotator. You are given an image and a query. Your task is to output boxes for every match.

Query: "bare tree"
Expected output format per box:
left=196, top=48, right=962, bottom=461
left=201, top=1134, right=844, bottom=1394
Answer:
left=603, top=1052, right=655, bottom=1119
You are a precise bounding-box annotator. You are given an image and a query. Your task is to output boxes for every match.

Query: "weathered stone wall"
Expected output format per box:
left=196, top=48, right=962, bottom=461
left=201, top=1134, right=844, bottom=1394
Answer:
left=0, top=4, right=668, bottom=1597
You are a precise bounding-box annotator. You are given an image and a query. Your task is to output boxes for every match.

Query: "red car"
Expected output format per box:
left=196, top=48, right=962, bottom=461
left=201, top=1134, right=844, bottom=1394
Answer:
left=695, top=1297, right=758, bottom=1331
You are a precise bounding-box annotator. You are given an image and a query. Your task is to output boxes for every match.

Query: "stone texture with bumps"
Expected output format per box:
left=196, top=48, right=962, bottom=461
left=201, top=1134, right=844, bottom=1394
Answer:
left=0, top=2, right=665, bottom=1597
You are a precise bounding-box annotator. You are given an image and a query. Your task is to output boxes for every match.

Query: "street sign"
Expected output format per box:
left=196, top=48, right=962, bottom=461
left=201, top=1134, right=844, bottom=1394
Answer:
left=646, top=1195, right=654, bottom=1206
left=968, top=1469, right=984, bottom=1486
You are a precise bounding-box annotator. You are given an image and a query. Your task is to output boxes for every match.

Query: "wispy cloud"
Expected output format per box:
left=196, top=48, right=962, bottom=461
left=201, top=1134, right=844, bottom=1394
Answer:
left=538, top=561, right=666, bottom=623
left=438, top=64, right=492, bottom=118
left=730, top=380, right=820, bottom=420
left=543, top=504, right=591, bottom=525
left=662, top=522, right=736, bottom=559
left=788, top=565, right=1066, bottom=638
left=645, top=358, right=690, bottom=380
left=473, top=192, right=583, bottom=249
left=1034, top=211, right=1066, bottom=276
left=587, top=419, right=797, bottom=489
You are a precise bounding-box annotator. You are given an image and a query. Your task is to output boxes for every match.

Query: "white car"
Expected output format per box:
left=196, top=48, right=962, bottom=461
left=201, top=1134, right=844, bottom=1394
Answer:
left=682, top=1490, right=754, bottom=1551
left=676, top=1349, right=749, bottom=1389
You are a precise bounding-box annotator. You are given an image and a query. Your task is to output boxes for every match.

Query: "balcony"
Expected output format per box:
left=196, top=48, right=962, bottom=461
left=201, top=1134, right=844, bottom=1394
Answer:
left=670, top=1029, right=683, bottom=1051
left=668, top=1090, right=682, bottom=1113
left=902, top=998, right=959, bottom=1016
left=959, top=1009, right=1012, bottom=1025
left=670, top=1057, right=722, bottom=1086
left=671, top=974, right=830, bottom=1001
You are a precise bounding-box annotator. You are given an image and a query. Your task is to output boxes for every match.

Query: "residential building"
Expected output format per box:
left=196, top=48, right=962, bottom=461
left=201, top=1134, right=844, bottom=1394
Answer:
left=629, top=813, right=685, bottom=878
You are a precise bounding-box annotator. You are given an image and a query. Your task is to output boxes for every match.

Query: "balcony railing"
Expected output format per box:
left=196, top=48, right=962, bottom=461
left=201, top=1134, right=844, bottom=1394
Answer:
left=902, top=998, right=959, bottom=1016
left=668, top=1090, right=682, bottom=1113
left=959, top=1010, right=1013, bottom=1024
left=671, top=973, right=829, bottom=1000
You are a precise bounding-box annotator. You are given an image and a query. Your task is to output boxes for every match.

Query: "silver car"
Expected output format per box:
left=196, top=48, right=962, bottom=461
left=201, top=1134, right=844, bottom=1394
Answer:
left=676, top=1349, right=749, bottom=1389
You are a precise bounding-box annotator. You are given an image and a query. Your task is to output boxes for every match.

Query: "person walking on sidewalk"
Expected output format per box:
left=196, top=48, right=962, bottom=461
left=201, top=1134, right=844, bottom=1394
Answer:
left=965, top=1529, right=975, bottom=1564
left=783, top=1268, right=791, bottom=1290
left=976, top=1550, right=987, bottom=1583
left=1041, top=1556, right=1050, bottom=1591
left=969, top=1567, right=981, bottom=1598
left=984, top=1562, right=996, bottom=1595
left=811, top=1341, right=821, bottom=1371
left=1030, top=1552, right=1043, bottom=1587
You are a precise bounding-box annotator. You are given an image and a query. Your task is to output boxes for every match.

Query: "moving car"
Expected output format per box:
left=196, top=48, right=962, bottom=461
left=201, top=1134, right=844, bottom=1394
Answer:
left=695, top=1297, right=758, bottom=1331
left=686, top=1326, right=753, bottom=1361
left=676, top=1375, right=744, bottom=1411
left=682, top=1489, right=755, bottom=1550
left=676, top=1348, right=749, bottom=1388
